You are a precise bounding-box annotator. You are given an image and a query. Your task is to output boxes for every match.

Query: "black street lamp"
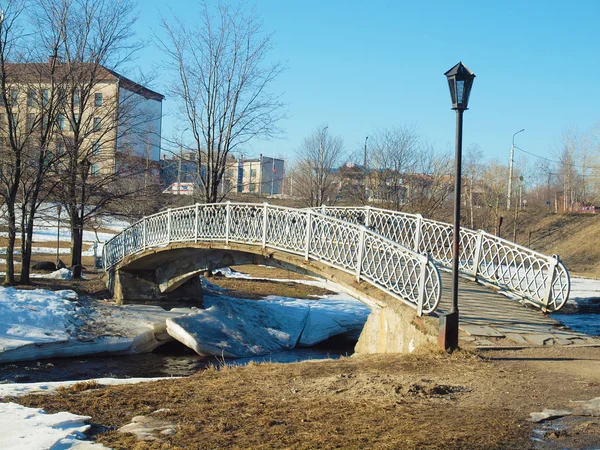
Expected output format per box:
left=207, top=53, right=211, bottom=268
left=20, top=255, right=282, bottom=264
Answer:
left=440, top=61, right=475, bottom=351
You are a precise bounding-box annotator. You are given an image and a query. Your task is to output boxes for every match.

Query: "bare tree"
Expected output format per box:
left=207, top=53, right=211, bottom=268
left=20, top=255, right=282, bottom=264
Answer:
left=0, top=0, right=34, bottom=285
left=40, top=0, right=155, bottom=278
left=365, top=126, right=420, bottom=209
left=463, top=144, right=483, bottom=229
left=158, top=2, right=285, bottom=203
left=404, top=147, right=454, bottom=219
left=294, top=125, right=344, bottom=207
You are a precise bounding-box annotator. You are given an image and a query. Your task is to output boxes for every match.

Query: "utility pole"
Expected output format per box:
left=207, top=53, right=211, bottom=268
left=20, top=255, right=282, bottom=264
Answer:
left=271, top=157, right=275, bottom=196
left=318, top=126, right=328, bottom=206
left=507, top=128, right=525, bottom=210
left=364, top=136, right=369, bottom=202
left=177, top=142, right=182, bottom=195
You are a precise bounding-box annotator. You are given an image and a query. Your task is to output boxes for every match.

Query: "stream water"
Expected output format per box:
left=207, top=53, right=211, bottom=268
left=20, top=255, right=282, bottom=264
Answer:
left=0, top=335, right=356, bottom=384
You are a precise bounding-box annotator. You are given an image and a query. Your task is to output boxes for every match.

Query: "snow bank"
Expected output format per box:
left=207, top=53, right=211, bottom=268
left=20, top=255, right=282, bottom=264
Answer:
left=0, top=402, right=108, bottom=449
left=0, top=377, right=179, bottom=398
left=34, top=268, right=74, bottom=280
left=0, top=286, right=197, bottom=363
left=166, top=282, right=371, bottom=358
left=0, top=287, right=78, bottom=353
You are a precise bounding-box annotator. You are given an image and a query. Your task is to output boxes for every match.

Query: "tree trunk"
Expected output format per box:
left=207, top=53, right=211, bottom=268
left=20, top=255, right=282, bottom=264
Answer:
left=4, top=202, right=17, bottom=286
left=71, top=215, right=83, bottom=271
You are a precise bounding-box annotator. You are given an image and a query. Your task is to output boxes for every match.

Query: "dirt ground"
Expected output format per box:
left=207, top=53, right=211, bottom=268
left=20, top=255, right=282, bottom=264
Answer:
left=10, top=346, right=600, bottom=449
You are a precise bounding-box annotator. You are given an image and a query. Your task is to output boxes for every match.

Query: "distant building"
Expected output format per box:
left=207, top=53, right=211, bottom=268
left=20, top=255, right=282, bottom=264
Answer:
left=159, top=152, right=285, bottom=196
left=162, top=182, right=195, bottom=195
left=236, top=155, right=285, bottom=195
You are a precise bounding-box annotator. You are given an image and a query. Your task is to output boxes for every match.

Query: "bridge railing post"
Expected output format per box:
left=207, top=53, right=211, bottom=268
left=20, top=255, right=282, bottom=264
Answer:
left=543, top=254, right=559, bottom=312
left=471, top=230, right=484, bottom=278
left=143, top=218, right=147, bottom=251
left=225, top=201, right=231, bottom=244
left=166, top=209, right=172, bottom=244
left=121, top=233, right=125, bottom=261
left=416, top=254, right=429, bottom=317
left=364, top=205, right=371, bottom=228
left=262, top=202, right=269, bottom=248
left=355, top=226, right=367, bottom=281
left=194, top=203, right=199, bottom=243
left=413, top=214, right=423, bottom=252
left=304, top=210, right=312, bottom=261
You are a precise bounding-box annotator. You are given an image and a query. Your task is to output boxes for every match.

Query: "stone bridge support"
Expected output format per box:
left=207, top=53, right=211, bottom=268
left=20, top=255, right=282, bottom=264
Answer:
left=107, top=242, right=439, bottom=353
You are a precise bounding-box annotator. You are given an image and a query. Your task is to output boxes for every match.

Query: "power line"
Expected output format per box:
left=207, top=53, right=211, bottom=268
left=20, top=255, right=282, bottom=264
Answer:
left=514, top=146, right=600, bottom=171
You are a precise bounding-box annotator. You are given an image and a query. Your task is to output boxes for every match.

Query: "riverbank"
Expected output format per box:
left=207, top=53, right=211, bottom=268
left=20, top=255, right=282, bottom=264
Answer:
left=5, top=345, right=599, bottom=449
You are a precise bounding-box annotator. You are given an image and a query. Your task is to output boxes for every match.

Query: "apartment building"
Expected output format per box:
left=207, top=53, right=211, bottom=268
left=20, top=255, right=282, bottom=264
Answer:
left=1, top=60, right=163, bottom=176
left=236, top=155, right=285, bottom=195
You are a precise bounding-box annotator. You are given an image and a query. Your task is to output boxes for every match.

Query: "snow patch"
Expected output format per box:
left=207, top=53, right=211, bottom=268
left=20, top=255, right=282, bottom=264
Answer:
left=0, top=402, right=102, bottom=449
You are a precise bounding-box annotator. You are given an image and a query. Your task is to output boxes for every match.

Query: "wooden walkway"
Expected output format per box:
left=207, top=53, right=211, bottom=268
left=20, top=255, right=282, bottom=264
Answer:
left=436, top=271, right=600, bottom=348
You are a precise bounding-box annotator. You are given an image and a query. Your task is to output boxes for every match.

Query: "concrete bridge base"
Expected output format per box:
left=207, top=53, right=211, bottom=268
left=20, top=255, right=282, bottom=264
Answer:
left=106, top=242, right=439, bottom=354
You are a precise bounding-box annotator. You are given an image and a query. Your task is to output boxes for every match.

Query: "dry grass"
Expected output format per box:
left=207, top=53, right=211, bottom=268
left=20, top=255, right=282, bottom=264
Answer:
left=229, top=264, right=313, bottom=281
left=13, top=350, right=545, bottom=449
left=208, top=276, right=333, bottom=300
left=57, top=380, right=102, bottom=393
left=206, top=264, right=333, bottom=300
left=516, top=211, right=600, bottom=277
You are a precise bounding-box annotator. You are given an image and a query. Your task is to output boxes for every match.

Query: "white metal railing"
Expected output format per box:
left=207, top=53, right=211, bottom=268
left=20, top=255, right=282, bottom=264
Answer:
left=102, top=203, right=442, bottom=315
left=314, top=205, right=570, bottom=312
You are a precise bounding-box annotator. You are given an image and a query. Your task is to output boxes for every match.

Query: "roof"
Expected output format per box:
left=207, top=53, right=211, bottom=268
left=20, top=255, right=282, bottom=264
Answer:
left=4, top=61, right=164, bottom=101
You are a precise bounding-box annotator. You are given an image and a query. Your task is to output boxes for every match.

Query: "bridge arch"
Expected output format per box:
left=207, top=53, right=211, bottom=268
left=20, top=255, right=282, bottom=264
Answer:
left=104, top=203, right=442, bottom=315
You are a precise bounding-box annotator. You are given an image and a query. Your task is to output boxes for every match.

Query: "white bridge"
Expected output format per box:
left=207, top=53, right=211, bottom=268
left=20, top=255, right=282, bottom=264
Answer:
left=102, top=202, right=570, bottom=315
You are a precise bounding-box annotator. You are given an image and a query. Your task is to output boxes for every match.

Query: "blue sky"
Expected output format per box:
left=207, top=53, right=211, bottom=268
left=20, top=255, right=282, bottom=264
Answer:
left=131, top=0, right=600, bottom=166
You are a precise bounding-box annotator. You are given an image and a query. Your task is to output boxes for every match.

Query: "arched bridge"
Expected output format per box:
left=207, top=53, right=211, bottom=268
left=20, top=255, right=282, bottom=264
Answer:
left=103, top=202, right=570, bottom=315
left=103, top=203, right=442, bottom=315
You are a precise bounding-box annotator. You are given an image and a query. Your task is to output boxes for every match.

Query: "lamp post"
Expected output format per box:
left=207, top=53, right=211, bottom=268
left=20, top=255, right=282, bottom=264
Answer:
left=440, top=61, right=475, bottom=351
left=507, top=128, right=525, bottom=210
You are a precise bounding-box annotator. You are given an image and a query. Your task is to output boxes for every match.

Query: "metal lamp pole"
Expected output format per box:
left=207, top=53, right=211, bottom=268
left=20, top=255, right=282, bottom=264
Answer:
left=440, top=62, right=476, bottom=352
left=507, top=128, right=525, bottom=210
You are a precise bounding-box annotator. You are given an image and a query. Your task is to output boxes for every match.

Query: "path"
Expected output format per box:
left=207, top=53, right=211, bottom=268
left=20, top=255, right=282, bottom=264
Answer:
left=437, top=271, right=600, bottom=348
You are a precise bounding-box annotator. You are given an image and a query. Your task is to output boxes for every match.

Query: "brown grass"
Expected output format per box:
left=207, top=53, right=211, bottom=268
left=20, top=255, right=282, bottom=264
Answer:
left=57, top=380, right=102, bottom=393
left=208, top=276, right=333, bottom=300
left=12, top=350, right=548, bottom=449
left=206, top=264, right=333, bottom=300
left=515, top=211, right=600, bottom=277
left=229, top=264, right=313, bottom=281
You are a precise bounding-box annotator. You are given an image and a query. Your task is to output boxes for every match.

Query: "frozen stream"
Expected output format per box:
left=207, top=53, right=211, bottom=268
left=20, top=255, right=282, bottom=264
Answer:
left=0, top=335, right=356, bottom=384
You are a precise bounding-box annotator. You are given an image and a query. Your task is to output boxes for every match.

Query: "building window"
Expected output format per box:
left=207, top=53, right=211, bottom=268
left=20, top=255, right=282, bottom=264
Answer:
left=10, top=89, right=18, bottom=106
left=27, top=90, right=36, bottom=107
left=26, top=113, right=35, bottom=130
left=93, top=117, right=101, bottom=132
left=92, top=141, right=101, bottom=156
left=42, top=89, right=49, bottom=106
left=90, top=163, right=100, bottom=176
left=94, top=92, right=102, bottom=106
left=70, top=113, right=79, bottom=131
left=73, top=90, right=80, bottom=107
left=249, top=184, right=255, bottom=192
left=250, top=169, right=256, bottom=178
left=57, top=114, right=65, bottom=130
left=56, top=142, right=64, bottom=155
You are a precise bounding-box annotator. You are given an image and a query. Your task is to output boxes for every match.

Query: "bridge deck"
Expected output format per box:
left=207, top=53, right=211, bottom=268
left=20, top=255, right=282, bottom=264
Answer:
left=436, top=271, right=600, bottom=348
